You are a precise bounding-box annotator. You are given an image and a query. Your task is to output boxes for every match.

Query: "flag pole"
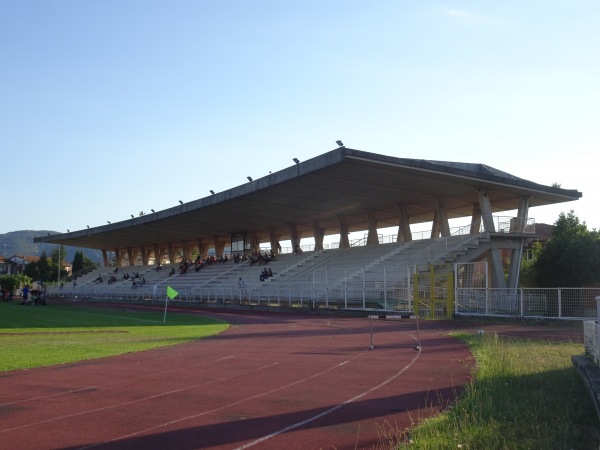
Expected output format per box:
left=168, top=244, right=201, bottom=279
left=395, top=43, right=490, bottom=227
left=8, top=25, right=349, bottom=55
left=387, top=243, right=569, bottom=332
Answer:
left=163, top=296, right=169, bottom=323
left=164, top=286, right=179, bottom=323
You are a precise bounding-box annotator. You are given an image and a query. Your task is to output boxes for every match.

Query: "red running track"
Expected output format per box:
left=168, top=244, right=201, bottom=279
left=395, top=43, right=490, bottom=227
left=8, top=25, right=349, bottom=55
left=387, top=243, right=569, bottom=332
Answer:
left=0, top=308, right=474, bottom=450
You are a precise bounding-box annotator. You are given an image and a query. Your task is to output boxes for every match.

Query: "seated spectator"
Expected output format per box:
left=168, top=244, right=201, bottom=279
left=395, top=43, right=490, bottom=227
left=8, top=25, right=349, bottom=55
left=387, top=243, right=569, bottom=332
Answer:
left=156, top=263, right=163, bottom=271
left=268, top=268, right=273, bottom=278
left=113, top=267, right=119, bottom=273
left=169, top=267, right=176, bottom=277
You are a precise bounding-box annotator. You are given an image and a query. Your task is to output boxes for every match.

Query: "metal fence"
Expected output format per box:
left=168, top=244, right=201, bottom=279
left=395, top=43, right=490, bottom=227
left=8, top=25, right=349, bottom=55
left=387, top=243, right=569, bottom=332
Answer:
left=455, top=287, right=600, bottom=319
left=47, top=280, right=600, bottom=322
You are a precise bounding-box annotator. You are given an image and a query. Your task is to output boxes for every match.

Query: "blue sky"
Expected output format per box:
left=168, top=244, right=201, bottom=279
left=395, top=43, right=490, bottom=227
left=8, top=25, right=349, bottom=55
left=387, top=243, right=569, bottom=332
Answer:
left=2, top=1, right=599, bottom=238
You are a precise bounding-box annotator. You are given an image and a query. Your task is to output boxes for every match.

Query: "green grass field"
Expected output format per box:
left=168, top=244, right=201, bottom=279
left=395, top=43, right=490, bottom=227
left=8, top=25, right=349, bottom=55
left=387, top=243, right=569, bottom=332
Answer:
left=0, top=302, right=229, bottom=372
left=395, top=332, right=600, bottom=449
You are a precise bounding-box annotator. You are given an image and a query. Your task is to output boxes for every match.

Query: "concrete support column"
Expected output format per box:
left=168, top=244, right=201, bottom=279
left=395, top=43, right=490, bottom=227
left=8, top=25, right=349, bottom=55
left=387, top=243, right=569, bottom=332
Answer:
left=488, top=249, right=507, bottom=289
left=114, top=249, right=123, bottom=267
left=269, top=228, right=281, bottom=254
left=478, top=189, right=495, bottom=232
left=246, top=232, right=259, bottom=255
left=337, top=216, right=350, bottom=248
left=289, top=224, right=301, bottom=251
left=102, top=249, right=109, bottom=267
left=213, top=237, right=226, bottom=257
left=198, top=240, right=209, bottom=258
left=181, top=241, right=190, bottom=262
left=437, top=197, right=451, bottom=237
left=366, top=211, right=379, bottom=245
left=397, top=204, right=412, bottom=243
left=140, top=246, right=150, bottom=266
left=506, top=247, right=522, bottom=289
left=514, top=196, right=531, bottom=232
left=167, top=243, right=175, bottom=264
left=470, top=203, right=482, bottom=234
left=126, top=247, right=134, bottom=267
left=430, top=209, right=441, bottom=239
left=152, top=244, right=161, bottom=265
left=312, top=220, right=324, bottom=251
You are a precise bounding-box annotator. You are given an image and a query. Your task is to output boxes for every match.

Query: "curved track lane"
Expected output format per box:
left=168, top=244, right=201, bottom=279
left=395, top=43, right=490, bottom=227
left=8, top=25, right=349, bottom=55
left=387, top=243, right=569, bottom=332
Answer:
left=0, top=308, right=474, bottom=449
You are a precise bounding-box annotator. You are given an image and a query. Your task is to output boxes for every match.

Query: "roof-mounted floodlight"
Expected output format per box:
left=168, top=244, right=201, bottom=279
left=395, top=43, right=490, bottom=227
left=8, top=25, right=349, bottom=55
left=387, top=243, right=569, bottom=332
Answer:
left=151, top=209, right=155, bottom=213
left=131, top=215, right=134, bottom=219
left=210, top=190, right=215, bottom=194
left=87, top=225, right=90, bottom=229
left=107, top=221, right=111, bottom=224
left=293, top=158, right=300, bottom=164
left=336, top=140, right=344, bottom=147
left=247, top=176, right=253, bottom=182
left=179, top=200, right=183, bottom=205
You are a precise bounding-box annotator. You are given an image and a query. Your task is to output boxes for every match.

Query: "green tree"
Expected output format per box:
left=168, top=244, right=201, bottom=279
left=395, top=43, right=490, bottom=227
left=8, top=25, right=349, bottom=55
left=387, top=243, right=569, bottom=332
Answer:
left=72, top=251, right=85, bottom=273
left=23, top=251, right=54, bottom=282
left=533, top=211, right=600, bottom=287
left=71, top=251, right=98, bottom=278
left=0, top=274, right=20, bottom=291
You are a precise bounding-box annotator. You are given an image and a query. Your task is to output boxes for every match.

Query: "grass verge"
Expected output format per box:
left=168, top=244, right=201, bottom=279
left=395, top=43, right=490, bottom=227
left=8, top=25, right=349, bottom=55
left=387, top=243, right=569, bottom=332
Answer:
left=395, top=331, right=600, bottom=449
left=0, top=302, right=228, bottom=372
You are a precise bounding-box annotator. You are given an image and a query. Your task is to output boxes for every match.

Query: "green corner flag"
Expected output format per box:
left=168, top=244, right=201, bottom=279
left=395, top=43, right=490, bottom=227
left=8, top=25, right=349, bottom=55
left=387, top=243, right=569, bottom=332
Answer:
left=166, top=286, right=179, bottom=300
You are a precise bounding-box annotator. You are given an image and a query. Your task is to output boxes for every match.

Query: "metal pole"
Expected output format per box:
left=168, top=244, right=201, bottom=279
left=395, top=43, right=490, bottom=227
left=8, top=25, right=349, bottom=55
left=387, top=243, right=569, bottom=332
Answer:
left=344, top=268, right=347, bottom=309
left=325, top=267, right=329, bottom=308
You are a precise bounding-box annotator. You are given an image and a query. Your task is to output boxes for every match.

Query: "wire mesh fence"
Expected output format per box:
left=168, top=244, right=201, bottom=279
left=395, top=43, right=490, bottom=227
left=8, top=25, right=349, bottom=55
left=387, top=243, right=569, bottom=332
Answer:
left=45, top=269, right=600, bottom=321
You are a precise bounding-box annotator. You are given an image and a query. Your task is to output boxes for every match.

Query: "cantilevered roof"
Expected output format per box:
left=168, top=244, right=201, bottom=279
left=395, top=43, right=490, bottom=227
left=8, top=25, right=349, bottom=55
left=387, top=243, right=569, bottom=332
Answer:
left=35, top=148, right=581, bottom=251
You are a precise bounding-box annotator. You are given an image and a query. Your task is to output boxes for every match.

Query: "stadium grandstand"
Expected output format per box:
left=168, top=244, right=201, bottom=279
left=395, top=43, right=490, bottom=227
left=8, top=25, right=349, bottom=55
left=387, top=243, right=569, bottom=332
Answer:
left=36, top=147, right=581, bottom=316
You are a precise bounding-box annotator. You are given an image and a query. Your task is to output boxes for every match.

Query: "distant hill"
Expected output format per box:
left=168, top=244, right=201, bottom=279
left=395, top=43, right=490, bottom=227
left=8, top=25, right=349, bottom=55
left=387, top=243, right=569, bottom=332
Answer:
left=0, top=230, right=103, bottom=264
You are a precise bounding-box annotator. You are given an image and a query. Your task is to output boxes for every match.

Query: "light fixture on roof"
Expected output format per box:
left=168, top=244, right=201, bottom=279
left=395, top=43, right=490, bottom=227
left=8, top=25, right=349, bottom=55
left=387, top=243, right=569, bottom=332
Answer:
left=179, top=200, right=183, bottom=205
left=247, top=176, right=253, bottom=182
left=336, top=140, right=344, bottom=147
left=293, top=158, right=300, bottom=164
left=107, top=221, right=111, bottom=224
left=131, top=214, right=135, bottom=219
left=210, top=190, right=215, bottom=194
left=151, top=209, right=155, bottom=213
left=87, top=225, right=90, bottom=229
left=67, top=229, right=70, bottom=232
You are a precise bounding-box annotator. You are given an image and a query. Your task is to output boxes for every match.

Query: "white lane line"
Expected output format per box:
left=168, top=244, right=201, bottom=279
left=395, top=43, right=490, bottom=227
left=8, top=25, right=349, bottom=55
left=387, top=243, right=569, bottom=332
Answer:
left=234, top=346, right=422, bottom=449
left=78, top=347, right=371, bottom=449
left=0, top=353, right=243, bottom=407
left=0, top=362, right=279, bottom=434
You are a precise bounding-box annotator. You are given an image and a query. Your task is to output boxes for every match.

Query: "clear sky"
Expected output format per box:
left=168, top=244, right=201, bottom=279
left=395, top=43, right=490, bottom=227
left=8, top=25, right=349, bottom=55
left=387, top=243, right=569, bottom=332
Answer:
left=2, top=1, right=598, bottom=237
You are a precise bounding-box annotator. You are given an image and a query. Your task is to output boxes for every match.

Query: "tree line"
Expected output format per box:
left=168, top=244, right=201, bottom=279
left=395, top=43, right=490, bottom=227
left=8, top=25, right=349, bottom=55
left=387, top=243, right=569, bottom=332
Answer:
left=520, top=211, right=600, bottom=287
left=0, top=250, right=97, bottom=293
